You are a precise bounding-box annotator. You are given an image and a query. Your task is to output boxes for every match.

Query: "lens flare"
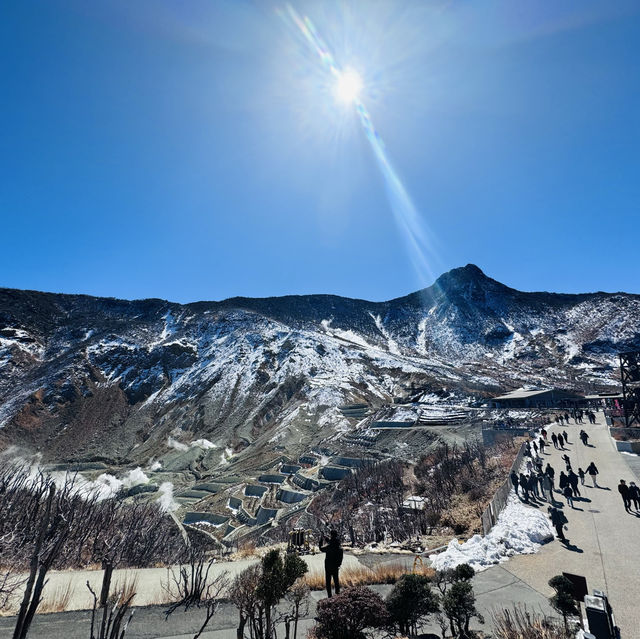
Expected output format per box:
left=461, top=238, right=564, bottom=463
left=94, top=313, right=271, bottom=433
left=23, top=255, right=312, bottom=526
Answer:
left=334, top=68, right=363, bottom=104
left=284, top=4, right=435, bottom=285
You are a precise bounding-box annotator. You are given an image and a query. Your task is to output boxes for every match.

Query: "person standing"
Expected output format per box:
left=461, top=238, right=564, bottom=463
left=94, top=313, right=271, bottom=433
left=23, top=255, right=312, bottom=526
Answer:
left=562, top=430, right=569, bottom=444
left=548, top=506, right=568, bottom=540
left=552, top=433, right=559, bottom=449
left=537, top=472, right=546, bottom=500
left=561, top=454, right=572, bottom=471
left=320, top=530, right=343, bottom=598
left=586, top=462, right=599, bottom=488
left=510, top=471, right=519, bottom=495
left=539, top=438, right=546, bottom=454
left=618, top=480, right=632, bottom=513
left=558, top=433, right=565, bottom=449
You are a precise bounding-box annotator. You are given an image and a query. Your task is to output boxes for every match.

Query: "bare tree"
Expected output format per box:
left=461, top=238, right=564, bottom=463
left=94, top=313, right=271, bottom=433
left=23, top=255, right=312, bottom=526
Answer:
left=164, top=549, right=229, bottom=639
left=87, top=580, right=135, bottom=639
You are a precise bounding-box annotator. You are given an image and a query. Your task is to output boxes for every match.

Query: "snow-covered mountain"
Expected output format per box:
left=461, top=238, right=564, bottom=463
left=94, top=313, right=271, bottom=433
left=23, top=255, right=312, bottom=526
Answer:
left=0, top=264, right=637, bottom=465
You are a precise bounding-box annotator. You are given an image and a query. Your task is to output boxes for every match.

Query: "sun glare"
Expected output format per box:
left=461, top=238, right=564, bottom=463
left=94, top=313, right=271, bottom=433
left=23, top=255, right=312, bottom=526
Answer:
left=333, top=68, right=363, bottom=104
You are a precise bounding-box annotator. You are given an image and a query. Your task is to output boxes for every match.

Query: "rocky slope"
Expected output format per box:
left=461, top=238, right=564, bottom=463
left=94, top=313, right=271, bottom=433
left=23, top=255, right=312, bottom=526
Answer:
left=0, top=264, right=637, bottom=466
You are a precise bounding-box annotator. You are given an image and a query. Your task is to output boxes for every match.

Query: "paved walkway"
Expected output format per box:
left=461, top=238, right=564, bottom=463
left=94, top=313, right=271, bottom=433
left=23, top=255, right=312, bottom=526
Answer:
left=495, top=411, right=640, bottom=636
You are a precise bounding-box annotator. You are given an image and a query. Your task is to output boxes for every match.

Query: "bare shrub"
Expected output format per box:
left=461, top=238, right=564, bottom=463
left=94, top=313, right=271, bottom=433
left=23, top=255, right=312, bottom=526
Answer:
left=492, top=606, right=574, bottom=639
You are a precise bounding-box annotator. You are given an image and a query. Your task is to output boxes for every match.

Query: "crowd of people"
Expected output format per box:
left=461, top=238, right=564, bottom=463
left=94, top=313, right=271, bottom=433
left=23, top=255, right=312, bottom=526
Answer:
left=509, top=411, right=640, bottom=544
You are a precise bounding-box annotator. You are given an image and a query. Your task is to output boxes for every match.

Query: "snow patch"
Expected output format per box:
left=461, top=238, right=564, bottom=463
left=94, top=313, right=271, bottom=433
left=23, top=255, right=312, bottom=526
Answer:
left=429, top=494, right=554, bottom=572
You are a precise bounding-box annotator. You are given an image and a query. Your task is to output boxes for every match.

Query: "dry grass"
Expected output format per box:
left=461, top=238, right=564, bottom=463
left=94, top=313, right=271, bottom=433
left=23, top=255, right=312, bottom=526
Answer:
left=492, top=607, right=574, bottom=639
left=110, top=574, right=138, bottom=606
left=233, top=541, right=258, bottom=560
left=304, top=561, right=434, bottom=591
left=37, top=580, right=74, bottom=614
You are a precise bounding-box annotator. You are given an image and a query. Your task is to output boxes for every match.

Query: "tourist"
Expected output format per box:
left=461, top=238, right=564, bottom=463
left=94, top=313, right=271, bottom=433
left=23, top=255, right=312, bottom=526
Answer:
left=539, top=438, right=546, bottom=454
left=541, top=428, right=547, bottom=440
left=558, top=433, right=565, bottom=449
left=552, top=432, right=559, bottom=449
left=568, top=470, right=580, bottom=497
left=629, top=482, right=640, bottom=510
left=559, top=471, right=568, bottom=493
left=548, top=506, right=568, bottom=540
left=555, top=415, right=561, bottom=426
left=564, top=412, right=570, bottom=424
left=563, top=430, right=569, bottom=444
left=510, top=471, right=519, bottom=495
left=520, top=472, right=530, bottom=502
left=578, top=467, right=585, bottom=485
left=543, top=473, right=554, bottom=503
left=561, top=453, right=572, bottom=471
left=587, top=462, right=599, bottom=487
left=537, top=472, right=546, bottom=500
left=563, top=483, right=575, bottom=508
left=580, top=430, right=589, bottom=446
left=545, top=463, right=555, bottom=489
left=529, top=473, right=539, bottom=498
left=532, top=440, right=538, bottom=455
left=320, top=530, right=343, bottom=598
left=618, top=480, right=632, bottom=513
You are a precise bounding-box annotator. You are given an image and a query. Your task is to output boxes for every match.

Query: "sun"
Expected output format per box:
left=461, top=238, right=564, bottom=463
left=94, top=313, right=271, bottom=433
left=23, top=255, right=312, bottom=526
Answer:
left=333, top=68, right=363, bottom=105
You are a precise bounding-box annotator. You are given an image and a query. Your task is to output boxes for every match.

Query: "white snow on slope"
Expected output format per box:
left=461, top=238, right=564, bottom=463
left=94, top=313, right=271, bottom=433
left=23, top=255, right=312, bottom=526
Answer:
left=429, top=494, right=554, bottom=572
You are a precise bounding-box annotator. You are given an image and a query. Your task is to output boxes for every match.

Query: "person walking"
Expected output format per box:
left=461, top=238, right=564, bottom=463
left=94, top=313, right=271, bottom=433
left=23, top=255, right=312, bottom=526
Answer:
left=561, top=453, right=572, bottom=471
left=537, top=472, right=546, bottom=500
left=543, top=473, right=554, bottom=504
left=532, top=440, right=538, bottom=455
left=563, top=483, right=574, bottom=508
left=564, top=412, right=570, bottom=424
left=562, top=430, right=569, bottom=444
left=558, top=433, right=565, bottom=449
left=618, top=480, right=632, bottom=513
left=539, top=438, right=546, bottom=454
left=568, top=470, right=580, bottom=497
left=587, top=462, right=599, bottom=487
left=541, top=428, right=547, bottom=440
left=545, top=463, right=555, bottom=490
left=519, top=472, right=530, bottom=502
left=552, top=432, right=559, bottom=449
left=528, top=473, right=539, bottom=499
left=629, top=482, right=640, bottom=510
left=510, top=471, right=519, bottom=495
left=549, top=506, right=568, bottom=540
left=578, top=467, right=585, bottom=486
left=580, top=430, right=589, bottom=446
left=320, top=530, right=343, bottom=598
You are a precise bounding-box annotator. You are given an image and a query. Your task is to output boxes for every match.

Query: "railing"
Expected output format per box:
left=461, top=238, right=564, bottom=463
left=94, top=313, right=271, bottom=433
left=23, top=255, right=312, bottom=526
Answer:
left=481, top=442, right=527, bottom=535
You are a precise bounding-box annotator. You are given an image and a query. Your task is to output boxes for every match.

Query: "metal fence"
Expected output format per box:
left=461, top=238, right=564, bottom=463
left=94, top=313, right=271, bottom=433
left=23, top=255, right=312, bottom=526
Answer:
left=481, top=442, right=527, bottom=535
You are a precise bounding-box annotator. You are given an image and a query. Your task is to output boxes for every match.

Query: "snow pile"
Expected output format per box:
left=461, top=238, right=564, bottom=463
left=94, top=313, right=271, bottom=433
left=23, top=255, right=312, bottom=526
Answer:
left=430, top=495, right=553, bottom=572
left=148, top=460, right=162, bottom=471
left=157, top=482, right=179, bottom=512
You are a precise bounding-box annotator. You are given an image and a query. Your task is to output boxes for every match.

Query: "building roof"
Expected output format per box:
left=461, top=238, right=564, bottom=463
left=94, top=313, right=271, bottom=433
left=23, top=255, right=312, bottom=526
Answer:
left=491, top=388, right=585, bottom=401
left=584, top=393, right=624, bottom=400
left=492, top=388, right=556, bottom=401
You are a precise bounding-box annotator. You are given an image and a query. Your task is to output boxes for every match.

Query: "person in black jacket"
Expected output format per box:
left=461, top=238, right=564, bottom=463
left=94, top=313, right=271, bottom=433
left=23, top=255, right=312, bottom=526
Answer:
left=629, top=482, right=640, bottom=510
left=548, top=506, right=568, bottom=540
left=320, top=530, right=343, bottom=598
left=618, top=480, right=632, bottom=513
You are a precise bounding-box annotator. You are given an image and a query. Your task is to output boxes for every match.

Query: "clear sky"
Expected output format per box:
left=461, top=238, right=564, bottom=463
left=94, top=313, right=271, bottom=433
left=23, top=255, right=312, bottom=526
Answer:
left=2, top=1, right=639, bottom=303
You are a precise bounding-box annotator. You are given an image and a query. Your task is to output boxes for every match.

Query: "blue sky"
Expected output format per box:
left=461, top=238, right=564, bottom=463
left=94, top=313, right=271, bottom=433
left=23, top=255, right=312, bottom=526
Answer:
left=2, top=1, right=639, bottom=303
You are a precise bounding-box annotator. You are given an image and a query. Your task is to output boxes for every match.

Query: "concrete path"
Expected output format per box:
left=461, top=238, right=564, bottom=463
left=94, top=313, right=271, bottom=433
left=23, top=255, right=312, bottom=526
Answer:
left=0, top=566, right=554, bottom=638
left=8, top=552, right=365, bottom=612
left=494, top=411, right=640, bottom=636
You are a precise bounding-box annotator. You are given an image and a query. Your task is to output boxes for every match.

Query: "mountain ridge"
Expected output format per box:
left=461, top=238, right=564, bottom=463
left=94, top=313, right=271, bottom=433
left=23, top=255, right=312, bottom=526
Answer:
left=0, top=264, right=638, bottom=467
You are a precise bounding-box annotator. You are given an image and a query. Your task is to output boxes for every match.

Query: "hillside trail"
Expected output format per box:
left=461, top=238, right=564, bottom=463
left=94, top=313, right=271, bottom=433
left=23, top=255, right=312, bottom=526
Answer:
left=494, top=410, right=640, bottom=635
